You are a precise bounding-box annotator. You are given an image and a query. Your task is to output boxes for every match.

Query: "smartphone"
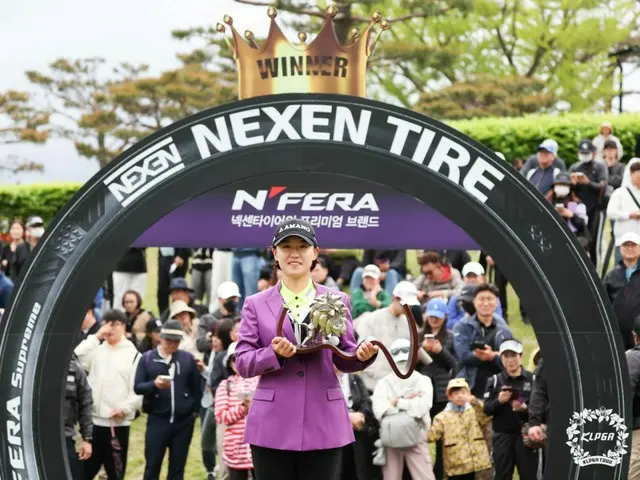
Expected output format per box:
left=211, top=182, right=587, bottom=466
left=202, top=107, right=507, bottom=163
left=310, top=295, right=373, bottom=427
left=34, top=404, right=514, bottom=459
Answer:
left=158, top=375, right=172, bottom=382
left=424, top=334, right=435, bottom=340
left=576, top=172, right=586, bottom=177
left=555, top=203, right=564, bottom=209
left=471, top=341, right=487, bottom=350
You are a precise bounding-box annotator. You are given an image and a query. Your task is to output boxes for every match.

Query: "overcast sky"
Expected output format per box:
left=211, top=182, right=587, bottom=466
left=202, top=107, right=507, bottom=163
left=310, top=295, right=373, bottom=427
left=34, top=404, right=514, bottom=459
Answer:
left=1, top=0, right=639, bottom=186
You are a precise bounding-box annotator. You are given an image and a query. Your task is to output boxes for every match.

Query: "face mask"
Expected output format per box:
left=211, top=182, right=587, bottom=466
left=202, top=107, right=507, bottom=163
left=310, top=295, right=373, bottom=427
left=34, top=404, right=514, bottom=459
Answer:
left=578, top=153, right=593, bottom=163
left=554, top=185, right=571, bottom=198
left=223, top=299, right=238, bottom=314
left=30, top=227, right=44, bottom=238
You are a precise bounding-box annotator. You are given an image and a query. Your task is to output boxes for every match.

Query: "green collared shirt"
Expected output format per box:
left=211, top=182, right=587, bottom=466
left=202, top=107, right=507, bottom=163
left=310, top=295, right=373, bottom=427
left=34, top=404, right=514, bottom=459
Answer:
left=280, top=279, right=316, bottom=324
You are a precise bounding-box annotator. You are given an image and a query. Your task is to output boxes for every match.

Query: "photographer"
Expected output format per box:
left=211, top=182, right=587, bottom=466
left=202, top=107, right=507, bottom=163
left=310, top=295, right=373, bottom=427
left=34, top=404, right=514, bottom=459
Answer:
left=483, top=340, right=537, bottom=480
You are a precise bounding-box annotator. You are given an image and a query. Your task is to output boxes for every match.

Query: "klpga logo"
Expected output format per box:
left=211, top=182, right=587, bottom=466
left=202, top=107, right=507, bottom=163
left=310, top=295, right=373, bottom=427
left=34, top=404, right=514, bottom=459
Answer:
left=104, top=137, right=184, bottom=207
left=232, top=186, right=379, bottom=212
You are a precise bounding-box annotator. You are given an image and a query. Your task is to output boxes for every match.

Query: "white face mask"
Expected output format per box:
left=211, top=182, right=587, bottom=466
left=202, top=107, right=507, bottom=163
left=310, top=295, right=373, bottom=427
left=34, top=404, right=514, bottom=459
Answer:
left=29, top=227, right=44, bottom=238
left=554, top=185, right=571, bottom=198
left=578, top=153, right=593, bottom=163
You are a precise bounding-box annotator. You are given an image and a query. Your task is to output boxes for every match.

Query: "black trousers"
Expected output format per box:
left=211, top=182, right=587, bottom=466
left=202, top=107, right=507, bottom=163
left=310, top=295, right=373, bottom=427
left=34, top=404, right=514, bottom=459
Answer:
left=251, top=444, right=342, bottom=480
left=492, top=432, right=538, bottom=480
left=449, top=474, right=475, bottom=480
left=430, top=401, right=447, bottom=480
left=144, top=414, right=195, bottom=480
left=82, top=425, right=129, bottom=480
left=229, top=468, right=255, bottom=480
left=66, top=437, right=83, bottom=480
left=340, top=430, right=382, bottom=480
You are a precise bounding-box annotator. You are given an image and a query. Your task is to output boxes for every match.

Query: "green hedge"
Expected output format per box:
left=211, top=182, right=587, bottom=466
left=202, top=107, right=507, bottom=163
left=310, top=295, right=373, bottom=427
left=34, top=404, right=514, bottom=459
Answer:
left=1, top=113, right=639, bottom=223
left=0, top=183, right=82, bottom=224
left=449, top=112, right=640, bottom=165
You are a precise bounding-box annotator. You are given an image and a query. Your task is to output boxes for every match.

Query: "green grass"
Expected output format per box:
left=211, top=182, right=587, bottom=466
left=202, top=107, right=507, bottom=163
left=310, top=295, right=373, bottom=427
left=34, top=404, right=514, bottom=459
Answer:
left=120, top=248, right=537, bottom=479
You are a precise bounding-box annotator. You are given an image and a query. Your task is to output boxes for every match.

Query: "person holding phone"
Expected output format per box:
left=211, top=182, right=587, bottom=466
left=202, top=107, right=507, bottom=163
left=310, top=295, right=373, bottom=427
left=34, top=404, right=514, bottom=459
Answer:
left=569, top=139, right=609, bottom=265
left=545, top=173, right=590, bottom=250
left=483, top=340, right=537, bottom=480
left=235, top=218, right=379, bottom=480
left=134, top=319, right=203, bottom=480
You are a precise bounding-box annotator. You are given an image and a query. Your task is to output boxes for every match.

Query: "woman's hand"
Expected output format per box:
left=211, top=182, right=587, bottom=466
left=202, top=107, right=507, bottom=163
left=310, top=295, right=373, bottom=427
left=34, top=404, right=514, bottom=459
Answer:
left=271, top=336, right=296, bottom=358
left=356, top=340, right=379, bottom=362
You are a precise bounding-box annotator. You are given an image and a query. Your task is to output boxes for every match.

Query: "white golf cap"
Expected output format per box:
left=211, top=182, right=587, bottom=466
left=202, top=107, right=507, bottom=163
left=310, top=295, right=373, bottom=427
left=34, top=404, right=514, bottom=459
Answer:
left=499, top=339, right=523, bottom=355
left=617, top=232, right=640, bottom=247
left=462, top=262, right=485, bottom=277
left=217, top=281, right=241, bottom=300
left=362, top=264, right=381, bottom=279
left=392, top=281, right=420, bottom=306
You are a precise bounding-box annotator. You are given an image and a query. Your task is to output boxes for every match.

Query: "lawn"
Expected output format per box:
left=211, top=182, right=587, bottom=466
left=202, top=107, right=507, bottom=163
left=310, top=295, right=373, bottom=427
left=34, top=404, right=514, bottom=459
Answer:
left=116, top=248, right=538, bottom=479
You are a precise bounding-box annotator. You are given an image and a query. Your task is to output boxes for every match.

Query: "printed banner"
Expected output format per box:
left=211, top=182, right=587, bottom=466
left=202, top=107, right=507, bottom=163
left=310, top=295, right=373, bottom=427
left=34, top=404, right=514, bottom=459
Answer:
left=134, top=172, right=477, bottom=249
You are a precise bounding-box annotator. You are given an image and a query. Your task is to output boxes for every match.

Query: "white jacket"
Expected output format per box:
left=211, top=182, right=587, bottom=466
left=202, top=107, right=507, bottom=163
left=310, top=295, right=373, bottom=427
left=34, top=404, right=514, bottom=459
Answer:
left=372, top=369, right=434, bottom=433
left=74, top=334, right=142, bottom=427
left=607, top=158, right=640, bottom=240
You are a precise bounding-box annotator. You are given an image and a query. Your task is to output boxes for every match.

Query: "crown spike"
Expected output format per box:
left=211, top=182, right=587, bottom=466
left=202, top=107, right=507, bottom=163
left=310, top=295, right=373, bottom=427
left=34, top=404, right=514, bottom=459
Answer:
left=372, top=10, right=382, bottom=23
left=245, top=30, right=259, bottom=49
left=267, top=6, right=277, bottom=18
left=223, top=14, right=233, bottom=25
left=367, top=19, right=390, bottom=55
left=298, top=32, right=308, bottom=44
left=216, top=23, right=226, bottom=33
left=325, top=5, right=338, bottom=18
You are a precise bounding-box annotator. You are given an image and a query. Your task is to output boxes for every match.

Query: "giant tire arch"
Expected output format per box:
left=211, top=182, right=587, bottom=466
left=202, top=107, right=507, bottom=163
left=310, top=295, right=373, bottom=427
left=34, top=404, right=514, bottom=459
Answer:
left=0, top=93, right=630, bottom=479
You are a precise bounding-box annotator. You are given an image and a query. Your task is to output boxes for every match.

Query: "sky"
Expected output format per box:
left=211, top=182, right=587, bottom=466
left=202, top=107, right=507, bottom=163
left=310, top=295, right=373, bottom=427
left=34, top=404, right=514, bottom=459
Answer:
left=1, top=0, right=639, bottom=186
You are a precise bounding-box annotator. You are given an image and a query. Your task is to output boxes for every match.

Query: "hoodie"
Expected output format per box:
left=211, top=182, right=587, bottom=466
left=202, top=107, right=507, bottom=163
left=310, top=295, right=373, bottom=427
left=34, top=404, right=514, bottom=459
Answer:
left=607, top=158, right=640, bottom=240
left=74, top=334, right=142, bottom=427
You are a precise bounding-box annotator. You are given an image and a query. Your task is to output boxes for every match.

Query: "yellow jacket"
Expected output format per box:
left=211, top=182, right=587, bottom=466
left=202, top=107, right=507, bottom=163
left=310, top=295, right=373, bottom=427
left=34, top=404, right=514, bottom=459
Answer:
left=427, top=399, right=492, bottom=476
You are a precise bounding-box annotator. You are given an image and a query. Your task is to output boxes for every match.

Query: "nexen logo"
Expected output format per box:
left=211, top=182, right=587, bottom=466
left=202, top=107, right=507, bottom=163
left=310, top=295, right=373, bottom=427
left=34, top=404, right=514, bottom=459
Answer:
left=104, top=137, right=184, bottom=207
left=232, top=187, right=379, bottom=212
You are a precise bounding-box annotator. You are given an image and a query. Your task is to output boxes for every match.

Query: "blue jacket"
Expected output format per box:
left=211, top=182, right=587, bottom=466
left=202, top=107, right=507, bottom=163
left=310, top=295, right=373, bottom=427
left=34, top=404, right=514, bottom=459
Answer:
left=446, top=295, right=503, bottom=329
left=0, top=272, right=14, bottom=309
left=453, top=313, right=513, bottom=390
left=134, top=348, right=202, bottom=422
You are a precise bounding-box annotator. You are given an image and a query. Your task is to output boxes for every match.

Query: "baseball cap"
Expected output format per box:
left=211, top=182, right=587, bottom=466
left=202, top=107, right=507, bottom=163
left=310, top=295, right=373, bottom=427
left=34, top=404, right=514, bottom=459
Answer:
left=578, top=139, right=596, bottom=153
left=223, top=341, right=238, bottom=368
left=537, top=139, right=558, bottom=154
left=390, top=338, right=411, bottom=363
left=459, top=284, right=477, bottom=302
left=362, top=264, right=381, bottom=280
left=169, top=277, right=193, bottom=292
left=446, top=378, right=470, bottom=396
left=425, top=298, right=447, bottom=319
left=26, top=216, right=44, bottom=228
left=392, top=280, right=420, bottom=306
left=461, top=262, right=484, bottom=277
left=617, top=232, right=640, bottom=247
left=272, top=218, right=317, bottom=247
left=499, top=339, right=524, bottom=355
left=217, top=281, right=241, bottom=300
left=160, top=319, right=184, bottom=341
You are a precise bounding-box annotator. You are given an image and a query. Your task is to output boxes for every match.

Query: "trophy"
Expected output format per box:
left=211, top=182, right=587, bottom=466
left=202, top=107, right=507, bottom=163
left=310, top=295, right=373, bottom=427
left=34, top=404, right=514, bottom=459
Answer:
left=276, top=292, right=420, bottom=379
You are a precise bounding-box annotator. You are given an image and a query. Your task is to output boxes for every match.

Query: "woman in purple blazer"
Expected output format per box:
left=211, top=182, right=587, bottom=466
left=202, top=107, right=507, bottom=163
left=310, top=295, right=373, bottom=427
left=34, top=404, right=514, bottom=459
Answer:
left=235, top=218, right=379, bottom=480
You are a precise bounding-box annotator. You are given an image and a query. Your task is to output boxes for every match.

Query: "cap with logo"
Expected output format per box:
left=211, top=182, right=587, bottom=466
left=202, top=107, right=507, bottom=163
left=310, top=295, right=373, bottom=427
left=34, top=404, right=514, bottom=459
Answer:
left=160, top=319, right=184, bottom=341
left=578, top=139, right=596, bottom=154
left=617, top=231, right=640, bottom=247
left=362, top=264, right=381, bottom=280
left=499, top=339, right=524, bottom=355
left=272, top=218, right=318, bottom=247
left=446, top=378, right=470, bottom=396
left=537, top=139, right=558, bottom=154
left=459, top=284, right=477, bottom=302
left=391, top=280, right=420, bottom=305
left=26, top=216, right=44, bottom=228
left=425, top=298, right=447, bottom=319
left=461, top=262, right=484, bottom=277
left=217, top=281, right=241, bottom=300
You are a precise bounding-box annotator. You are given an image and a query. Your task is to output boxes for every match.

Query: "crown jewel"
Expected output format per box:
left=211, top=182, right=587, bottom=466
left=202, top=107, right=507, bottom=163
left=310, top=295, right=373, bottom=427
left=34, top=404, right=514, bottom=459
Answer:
left=217, top=5, right=389, bottom=99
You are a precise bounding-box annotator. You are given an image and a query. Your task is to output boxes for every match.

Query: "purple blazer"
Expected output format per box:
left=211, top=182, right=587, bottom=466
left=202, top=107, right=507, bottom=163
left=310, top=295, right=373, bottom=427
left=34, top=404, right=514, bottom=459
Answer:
left=235, top=281, right=376, bottom=451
